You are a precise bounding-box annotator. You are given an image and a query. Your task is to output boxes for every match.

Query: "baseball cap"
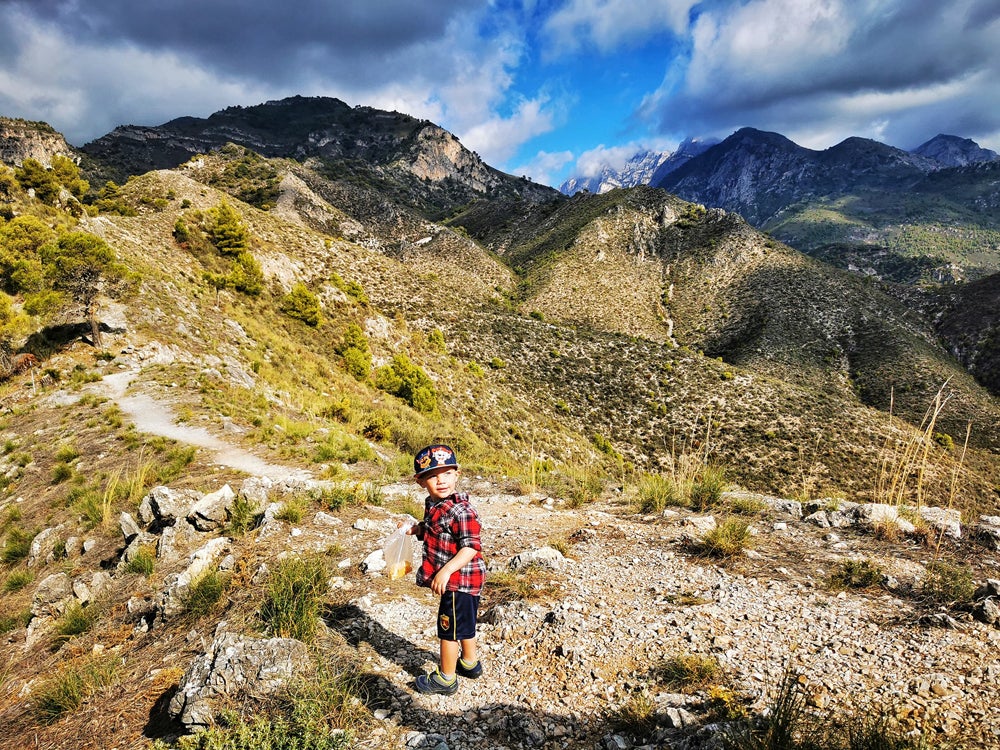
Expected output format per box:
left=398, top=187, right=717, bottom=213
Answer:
left=413, top=444, right=460, bottom=478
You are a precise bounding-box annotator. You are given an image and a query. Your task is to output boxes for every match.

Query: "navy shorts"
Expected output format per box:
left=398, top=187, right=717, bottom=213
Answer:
left=437, top=591, right=480, bottom=641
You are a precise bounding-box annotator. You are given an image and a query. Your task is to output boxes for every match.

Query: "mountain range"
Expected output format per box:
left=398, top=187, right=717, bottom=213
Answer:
left=564, top=129, right=1000, bottom=286
left=2, top=94, right=1000, bottom=748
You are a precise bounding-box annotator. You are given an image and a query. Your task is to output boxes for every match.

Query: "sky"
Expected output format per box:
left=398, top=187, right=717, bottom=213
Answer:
left=0, top=0, right=998, bottom=188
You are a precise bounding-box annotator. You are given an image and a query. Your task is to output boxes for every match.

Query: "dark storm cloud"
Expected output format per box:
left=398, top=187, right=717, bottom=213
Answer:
left=1, top=0, right=484, bottom=85
left=646, top=0, right=1000, bottom=149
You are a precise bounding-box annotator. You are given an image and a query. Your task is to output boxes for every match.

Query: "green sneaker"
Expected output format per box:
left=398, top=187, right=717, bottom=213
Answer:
left=415, top=669, right=458, bottom=695
left=456, top=658, right=482, bottom=679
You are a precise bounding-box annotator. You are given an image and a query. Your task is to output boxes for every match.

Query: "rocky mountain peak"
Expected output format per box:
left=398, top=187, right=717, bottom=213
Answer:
left=911, top=133, right=1000, bottom=168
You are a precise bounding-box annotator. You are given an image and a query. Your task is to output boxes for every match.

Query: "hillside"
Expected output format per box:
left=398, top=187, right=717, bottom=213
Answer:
left=2, top=107, right=1000, bottom=749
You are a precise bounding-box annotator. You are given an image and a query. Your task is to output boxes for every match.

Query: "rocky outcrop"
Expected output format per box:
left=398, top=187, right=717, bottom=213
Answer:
left=168, top=629, right=311, bottom=727
left=0, top=117, right=76, bottom=167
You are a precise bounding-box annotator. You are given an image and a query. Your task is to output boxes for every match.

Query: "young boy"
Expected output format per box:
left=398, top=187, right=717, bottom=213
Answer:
left=407, top=443, right=486, bottom=695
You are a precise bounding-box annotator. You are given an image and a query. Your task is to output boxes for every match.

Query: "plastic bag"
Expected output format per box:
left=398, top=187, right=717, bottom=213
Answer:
left=383, top=515, right=418, bottom=580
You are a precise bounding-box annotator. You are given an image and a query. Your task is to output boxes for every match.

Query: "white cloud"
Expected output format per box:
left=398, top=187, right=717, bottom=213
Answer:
left=574, top=139, right=673, bottom=177
left=460, top=95, right=561, bottom=166
left=543, top=0, right=697, bottom=54
left=685, top=0, right=850, bottom=98
left=508, top=149, right=575, bottom=186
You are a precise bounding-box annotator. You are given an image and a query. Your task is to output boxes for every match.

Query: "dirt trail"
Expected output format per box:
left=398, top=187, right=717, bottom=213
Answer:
left=94, top=370, right=313, bottom=481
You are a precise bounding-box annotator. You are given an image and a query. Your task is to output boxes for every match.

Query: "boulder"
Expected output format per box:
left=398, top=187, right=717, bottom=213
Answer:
left=852, top=503, right=898, bottom=527
left=916, top=506, right=962, bottom=540
left=119, top=511, right=143, bottom=544
left=974, top=516, right=1000, bottom=551
left=28, top=524, right=67, bottom=567
left=187, top=484, right=236, bottom=531
left=138, top=486, right=202, bottom=527
left=32, top=572, right=74, bottom=617
left=157, top=518, right=202, bottom=561
left=509, top=546, right=566, bottom=571
left=167, top=631, right=311, bottom=727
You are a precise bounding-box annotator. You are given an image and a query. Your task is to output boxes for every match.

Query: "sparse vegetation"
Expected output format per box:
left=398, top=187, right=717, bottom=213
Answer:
left=259, top=556, right=328, bottom=642
left=33, top=656, right=118, bottom=723
left=828, top=558, right=884, bottom=590
left=921, top=559, right=976, bottom=605
left=182, top=570, right=230, bottom=617
left=124, top=545, right=156, bottom=577
left=699, top=517, right=754, bottom=558
left=656, top=652, right=722, bottom=690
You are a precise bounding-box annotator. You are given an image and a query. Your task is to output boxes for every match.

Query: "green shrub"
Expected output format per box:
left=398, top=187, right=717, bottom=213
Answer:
left=282, top=283, right=322, bottom=327
left=205, top=201, right=249, bottom=255
left=55, top=601, right=99, bottom=641
left=722, top=668, right=811, bottom=750
left=320, top=482, right=359, bottom=511
left=427, top=328, right=446, bottom=353
left=124, top=545, right=156, bottom=577
left=159, top=711, right=352, bottom=750
left=259, top=557, right=328, bottom=642
left=52, top=462, right=74, bottom=483
left=610, top=691, right=657, bottom=734
left=156, top=446, right=196, bottom=484
left=932, top=432, right=954, bottom=450
left=0, top=607, right=31, bottom=633
left=656, top=652, right=721, bottom=690
left=34, top=656, right=118, bottom=722
left=375, top=353, right=438, bottom=413
left=3, top=569, right=33, bottom=593
left=182, top=570, right=230, bottom=617
left=829, top=558, right=884, bottom=590
left=54, top=443, right=80, bottom=463
left=636, top=473, right=681, bottom=513
left=922, top=559, right=976, bottom=605
left=275, top=496, right=308, bottom=524
left=700, top=517, right=753, bottom=558
left=690, top=465, right=727, bottom=511
left=2, top=526, right=33, bottom=563
left=229, top=252, right=264, bottom=295
left=226, top=494, right=260, bottom=537
left=330, top=272, right=368, bottom=304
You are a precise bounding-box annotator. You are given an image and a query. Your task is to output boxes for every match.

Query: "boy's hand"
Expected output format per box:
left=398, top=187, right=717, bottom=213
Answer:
left=430, top=569, right=450, bottom=594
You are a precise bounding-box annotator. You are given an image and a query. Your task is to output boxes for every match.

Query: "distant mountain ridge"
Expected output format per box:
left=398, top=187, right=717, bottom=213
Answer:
left=559, top=137, right=718, bottom=195
left=79, top=95, right=559, bottom=221
left=647, top=128, right=1000, bottom=283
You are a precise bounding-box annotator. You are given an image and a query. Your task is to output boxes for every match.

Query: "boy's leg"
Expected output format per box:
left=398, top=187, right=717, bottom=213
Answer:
left=439, top=637, right=460, bottom=677
left=459, top=637, right=477, bottom=664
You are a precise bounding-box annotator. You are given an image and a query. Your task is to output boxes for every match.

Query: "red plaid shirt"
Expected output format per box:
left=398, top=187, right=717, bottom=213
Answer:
left=415, top=492, right=486, bottom=595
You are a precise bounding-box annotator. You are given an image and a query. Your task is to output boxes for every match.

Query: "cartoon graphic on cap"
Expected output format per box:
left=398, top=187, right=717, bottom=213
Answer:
left=414, top=444, right=459, bottom=477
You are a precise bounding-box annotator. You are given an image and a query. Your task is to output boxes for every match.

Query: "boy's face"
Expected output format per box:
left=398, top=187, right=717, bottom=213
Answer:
left=417, top=467, right=459, bottom=500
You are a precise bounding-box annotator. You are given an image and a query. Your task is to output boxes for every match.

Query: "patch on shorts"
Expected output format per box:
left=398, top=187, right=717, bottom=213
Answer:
left=439, top=613, right=451, bottom=632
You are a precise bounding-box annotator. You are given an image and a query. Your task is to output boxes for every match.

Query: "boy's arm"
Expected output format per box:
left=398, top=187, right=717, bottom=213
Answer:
left=430, top=546, right=478, bottom=595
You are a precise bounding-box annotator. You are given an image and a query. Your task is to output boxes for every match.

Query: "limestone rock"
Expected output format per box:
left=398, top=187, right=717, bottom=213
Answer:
left=28, top=524, right=67, bottom=567
left=187, top=484, right=236, bottom=531
left=167, top=631, right=311, bottom=727
left=32, top=572, right=74, bottom=617
left=138, top=486, right=202, bottom=527
left=510, top=546, right=566, bottom=571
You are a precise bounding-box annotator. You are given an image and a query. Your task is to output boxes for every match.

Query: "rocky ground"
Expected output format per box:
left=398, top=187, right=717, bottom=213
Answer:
left=4, top=358, right=1000, bottom=750
left=313, top=479, right=1000, bottom=750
